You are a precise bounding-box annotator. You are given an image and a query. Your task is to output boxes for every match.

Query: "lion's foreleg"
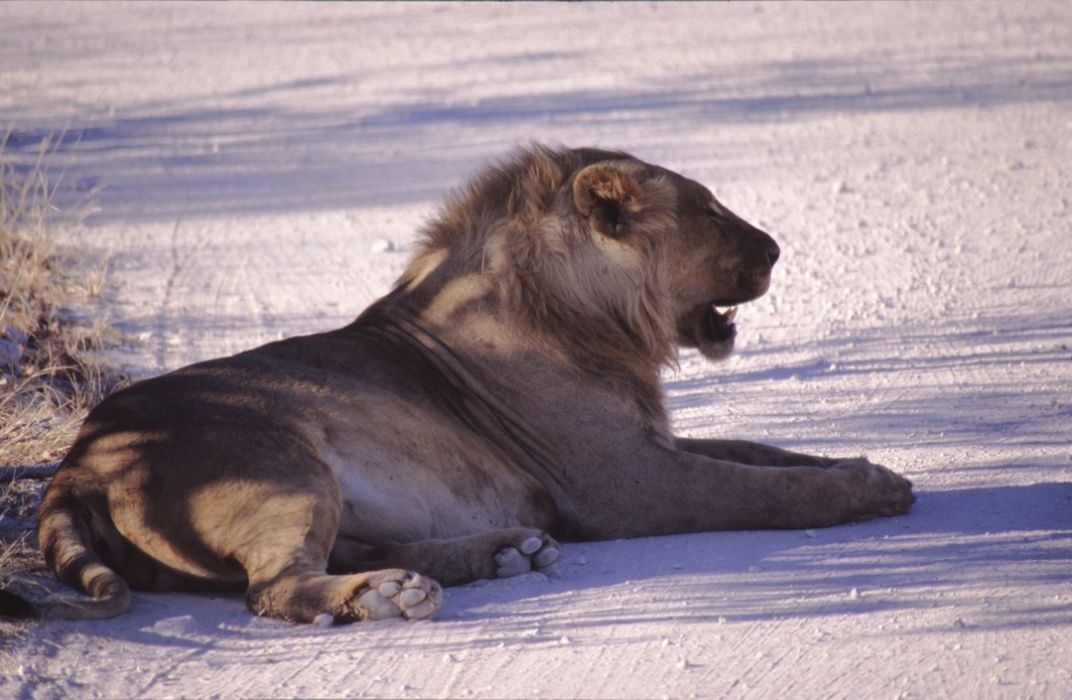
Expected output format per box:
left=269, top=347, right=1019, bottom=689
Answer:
left=674, top=437, right=836, bottom=467
left=572, top=446, right=914, bottom=537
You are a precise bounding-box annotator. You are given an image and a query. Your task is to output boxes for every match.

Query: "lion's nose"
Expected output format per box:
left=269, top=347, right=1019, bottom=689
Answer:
left=766, top=241, right=781, bottom=267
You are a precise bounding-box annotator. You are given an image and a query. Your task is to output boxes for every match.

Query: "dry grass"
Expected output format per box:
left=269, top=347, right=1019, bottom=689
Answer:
left=1, top=476, right=46, bottom=635
left=1, top=134, right=122, bottom=467
left=0, top=130, right=125, bottom=608
left=0, top=482, right=25, bottom=573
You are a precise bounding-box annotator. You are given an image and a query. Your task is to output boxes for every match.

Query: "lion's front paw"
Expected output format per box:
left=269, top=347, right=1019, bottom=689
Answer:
left=831, top=458, right=915, bottom=520
left=346, top=569, right=442, bottom=621
left=494, top=532, right=560, bottom=578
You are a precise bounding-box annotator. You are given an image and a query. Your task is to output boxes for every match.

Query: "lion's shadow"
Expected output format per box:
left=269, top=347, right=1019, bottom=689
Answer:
left=446, top=481, right=1072, bottom=634
left=15, top=480, right=1068, bottom=682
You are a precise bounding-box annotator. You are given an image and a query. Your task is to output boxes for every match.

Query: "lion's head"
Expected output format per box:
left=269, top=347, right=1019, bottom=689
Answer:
left=569, top=149, right=780, bottom=362
left=402, top=145, right=780, bottom=371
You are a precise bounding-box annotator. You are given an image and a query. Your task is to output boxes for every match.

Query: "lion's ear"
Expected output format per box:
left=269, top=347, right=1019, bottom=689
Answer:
left=572, top=164, right=643, bottom=238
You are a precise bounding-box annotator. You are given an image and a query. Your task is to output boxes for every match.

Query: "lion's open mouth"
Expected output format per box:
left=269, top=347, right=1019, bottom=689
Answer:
left=678, top=302, right=739, bottom=359
left=706, top=304, right=737, bottom=343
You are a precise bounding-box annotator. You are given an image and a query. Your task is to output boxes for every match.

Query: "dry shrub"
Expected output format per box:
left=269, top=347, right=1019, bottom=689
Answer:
left=0, top=130, right=125, bottom=601
left=0, top=132, right=123, bottom=466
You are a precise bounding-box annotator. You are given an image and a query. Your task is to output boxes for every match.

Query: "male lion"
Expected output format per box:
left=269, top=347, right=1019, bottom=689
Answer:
left=35, top=145, right=913, bottom=623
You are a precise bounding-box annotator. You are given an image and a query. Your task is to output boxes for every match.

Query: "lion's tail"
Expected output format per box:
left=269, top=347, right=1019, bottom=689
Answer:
left=35, top=478, right=131, bottom=620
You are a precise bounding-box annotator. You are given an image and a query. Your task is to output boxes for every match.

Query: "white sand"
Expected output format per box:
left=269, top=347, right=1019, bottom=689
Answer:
left=2, top=2, right=1071, bottom=697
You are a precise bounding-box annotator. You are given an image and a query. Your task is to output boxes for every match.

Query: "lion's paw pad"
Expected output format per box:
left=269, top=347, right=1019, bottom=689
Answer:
left=533, top=546, right=559, bottom=569
left=495, top=534, right=559, bottom=578
left=353, top=571, right=441, bottom=621
left=519, top=536, right=543, bottom=555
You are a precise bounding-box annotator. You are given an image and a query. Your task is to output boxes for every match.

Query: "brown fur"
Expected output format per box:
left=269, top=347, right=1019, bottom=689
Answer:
left=35, top=145, right=913, bottom=623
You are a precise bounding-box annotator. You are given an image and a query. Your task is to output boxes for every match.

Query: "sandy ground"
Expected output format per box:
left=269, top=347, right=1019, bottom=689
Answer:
left=2, top=2, right=1071, bottom=698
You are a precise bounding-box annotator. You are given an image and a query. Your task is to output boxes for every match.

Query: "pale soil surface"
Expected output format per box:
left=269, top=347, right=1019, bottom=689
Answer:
left=2, top=2, right=1071, bottom=698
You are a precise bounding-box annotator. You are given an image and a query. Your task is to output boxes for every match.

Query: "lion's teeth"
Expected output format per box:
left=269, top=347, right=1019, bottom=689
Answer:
left=723, top=306, right=737, bottom=322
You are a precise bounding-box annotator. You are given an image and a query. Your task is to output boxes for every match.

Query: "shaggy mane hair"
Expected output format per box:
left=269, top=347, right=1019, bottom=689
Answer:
left=397, top=145, right=680, bottom=421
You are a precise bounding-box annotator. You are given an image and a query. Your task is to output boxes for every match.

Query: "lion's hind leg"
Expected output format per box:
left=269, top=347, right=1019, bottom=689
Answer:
left=241, top=529, right=442, bottom=623
left=225, top=466, right=441, bottom=623
left=246, top=566, right=440, bottom=623
left=330, top=528, right=560, bottom=587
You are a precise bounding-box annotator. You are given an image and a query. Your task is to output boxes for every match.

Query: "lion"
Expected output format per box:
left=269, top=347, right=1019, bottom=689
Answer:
left=33, top=145, right=913, bottom=624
